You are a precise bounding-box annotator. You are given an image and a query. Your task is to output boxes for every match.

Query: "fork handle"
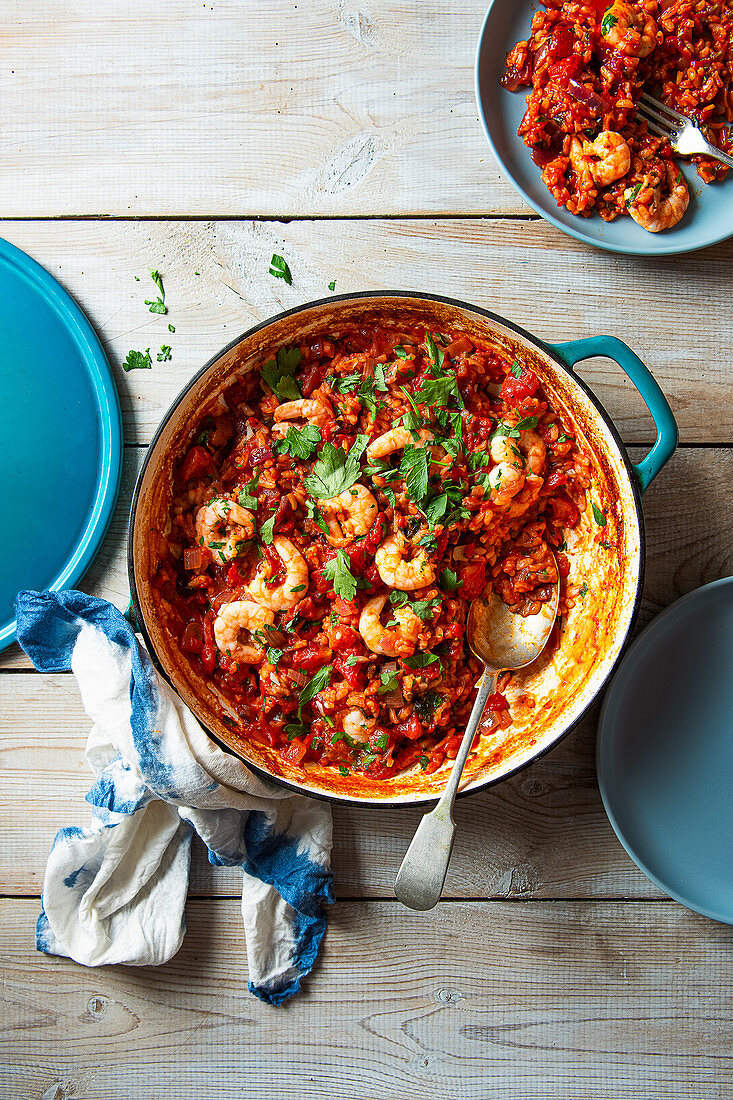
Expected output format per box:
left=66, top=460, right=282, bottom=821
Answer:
left=703, top=144, right=733, bottom=171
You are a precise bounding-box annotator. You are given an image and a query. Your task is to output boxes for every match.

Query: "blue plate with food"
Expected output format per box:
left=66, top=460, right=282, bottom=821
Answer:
left=475, top=0, right=733, bottom=254
left=598, top=578, right=733, bottom=923
left=0, top=237, right=122, bottom=650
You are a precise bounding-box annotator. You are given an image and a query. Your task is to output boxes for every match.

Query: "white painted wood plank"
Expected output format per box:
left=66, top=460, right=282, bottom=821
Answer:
left=1, top=219, right=730, bottom=445
left=1, top=447, right=731, bottom=899
left=0, top=899, right=730, bottom=1100
left=0, top=0, right=519, bottom=217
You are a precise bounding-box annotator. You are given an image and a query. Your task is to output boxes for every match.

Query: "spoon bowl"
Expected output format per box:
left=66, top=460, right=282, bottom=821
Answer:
left=395, top=562, right=560, bottom=911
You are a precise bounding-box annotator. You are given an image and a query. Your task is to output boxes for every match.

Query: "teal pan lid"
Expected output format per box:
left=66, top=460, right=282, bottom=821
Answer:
left=597, top=578, right=733, bottom=924
left=0, top=237, right=122, bottom=651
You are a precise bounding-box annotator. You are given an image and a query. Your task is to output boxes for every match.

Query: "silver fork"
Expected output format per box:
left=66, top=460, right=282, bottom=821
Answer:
left=637, top=92, right=733, bottom=170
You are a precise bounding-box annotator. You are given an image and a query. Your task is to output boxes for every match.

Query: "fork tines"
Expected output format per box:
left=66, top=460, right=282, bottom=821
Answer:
left=639, top=92, right=689, bottom=128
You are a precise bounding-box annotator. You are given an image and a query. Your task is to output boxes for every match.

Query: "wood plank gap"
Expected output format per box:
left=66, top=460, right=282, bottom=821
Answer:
left=0, top=213, right=543, bottom=224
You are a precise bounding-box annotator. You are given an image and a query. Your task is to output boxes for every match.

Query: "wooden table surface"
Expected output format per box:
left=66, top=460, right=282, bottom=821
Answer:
left=2, top=3, right=732, bottom=1098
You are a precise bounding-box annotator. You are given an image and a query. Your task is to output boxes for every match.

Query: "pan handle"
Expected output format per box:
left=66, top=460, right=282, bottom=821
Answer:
left=549, top=335, right=678, bottom=495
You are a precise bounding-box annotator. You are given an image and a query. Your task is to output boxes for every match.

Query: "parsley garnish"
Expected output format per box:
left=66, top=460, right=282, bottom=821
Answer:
left=285, top=722, right=308, bottom=741
left=374, top=363, right=388, bottom=392
left=414, top=690, right=441, bottom=721
left=510, top=362, right=523, bottom=379
left=601, top=11, right=617, bottom=35
left=419, top=754, right=429, bottom=770
left=579, top=582, right=589, bottom=598
left=259, top=514, right=276, bottom=545
left=332, top=373, right=361, bottom=393
left=298, top=665, right=332, bottom=718
left=274, top=423, right=321, bottom=460
left=399, top=444, right=430, bottom=505
left=424, top=332, right=445, bottom=371
left=592, top=502, right=607, bottom=527
left=168, top=323, right=176, bottom=333
left=440, top=568, right=463, bottom=591
left=424, top=491, right=449, bottom=527
left=238, top=472, right=260, bottom=509
left=157, top=345, right=172, bottom=362
left=145, top=269, right=167, bottom=315
left=374, top=732, right=389, bottom=750
left=328, top=280, right=336, bottom=292
left=266, top=646, right=284, bottom=666
left=377, top=668, right=401, bottom=695
left=322, top=549, right=358, bottom=601
left=403, top=652, right=440, bottom=670
left=261, top=346, right=302, bottom=401
left=492, top=415, right=539, bottom=439
left=627, top=181, right=643, bottom=207
left=123, top=348, right=152, bottom=372
left=269, top=253, right=292, bottom=284
left=338, top=765, right=350, bottom=776
left=304, top=435, right=369, bottom=499
left=306, top=498, right=330, bottom=535
left=414, top=372, right=464, bottom=411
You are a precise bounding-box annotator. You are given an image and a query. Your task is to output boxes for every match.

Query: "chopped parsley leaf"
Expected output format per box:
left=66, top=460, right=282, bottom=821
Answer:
left=403, top=652, right=440, bottom=670
left=592, top=502, right=607, bottom=527
left=285, top=722, right=308, bottom=741
left=123, top=348, right=152, bottom=372
left=328, top=280, right=336, bottom=292
left=144, top=268, right=167, bottom=315
left=377, top=667, right=401, bottom=695
left=157, top=345, right=172, bottom=362
left=374, top=732, right=389, bottom=750
left=265, top=646, right=284, bottom=666
left=440, top=567, right=463, bottom=591
left=298, top=665, right=332, bottom=718
left=168, top=323, right=176, bottom=333
left=306, top=498, right=330, bottom=535
left=510, top=361, right=523, bottom=379
left=261, top=345, right=302, bottom=402
left=305, top=435, right=369, bottom=499
left=338, top=765, right=350, bottom=776
left=579, top=582, right=589, bottom=598
left=399, top=444, right=430, bottom=505
left=269, top=253, right=292, bottom=284
left=274, top=423, right=321, bottom=460
left=322, top=549, right=358, bottom=601
left=259, top=514, right=276, bottom=545
left=238, top=472, right=260, bottom=509
left=419, top=754, right=429, bottom=770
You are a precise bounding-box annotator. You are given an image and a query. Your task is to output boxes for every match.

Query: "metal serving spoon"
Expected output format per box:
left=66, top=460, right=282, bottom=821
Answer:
left=394, top=568, right=560, bottom=911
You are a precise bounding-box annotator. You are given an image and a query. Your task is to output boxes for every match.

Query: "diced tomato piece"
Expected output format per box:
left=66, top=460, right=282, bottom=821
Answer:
left=181, top=621, right=204, bottom=654
left=227, top=560, right=248, bottom=586
left=282, top=738, right=308, bottom=766
left=296, top=643, right=332, bottom=672
left=486, top=691, right=508, bottom=711
left=333, top=655, right=365, bottom=689
left=545, top=466, right=570, bottom=492
left=499, top=365, right=540, bottom=404
left=200, top=611, right=217, bottom=673
left=393, top=715, right=423, bottom=741
left=557, top=553, right=571, bottom=578
left=333, top=596, right=358, bottom=618
left=459, top=560, right=486, bottom=600
left=179, top=445, right=212, bottom=482
left=549, top=494, right=580, bottom=527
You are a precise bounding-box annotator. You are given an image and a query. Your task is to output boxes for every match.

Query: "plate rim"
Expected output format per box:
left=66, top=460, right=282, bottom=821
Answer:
left=597, top=575, right=733, bottom=924
left=474, top=0, right=733, bottom=256
left=0, top=236, right=123, bottom=650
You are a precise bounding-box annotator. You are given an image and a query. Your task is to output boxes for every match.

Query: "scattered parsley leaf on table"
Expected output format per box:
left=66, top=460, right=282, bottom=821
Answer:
left=168, top=323, right=176, bottom=333
left=145, top=268, right=167, bottom=314
left=328, top=280, right=336, bottom=292
left=157, top=345, right=172, bottom=362
left=123, top=348, right=152, bottom=371
left=270, top=253, right=292, bottom=284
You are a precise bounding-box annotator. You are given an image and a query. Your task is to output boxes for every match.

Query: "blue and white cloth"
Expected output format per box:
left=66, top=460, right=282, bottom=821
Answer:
left=15, top=590, right=334, bottom=1005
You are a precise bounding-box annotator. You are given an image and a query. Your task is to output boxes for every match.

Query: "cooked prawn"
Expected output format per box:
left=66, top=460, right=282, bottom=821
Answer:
left=570, top=131, right=631, bottom=186
left=340, top=707, right=376, bottom=742
left=626, top=164, right=690, bottom=233
left=601, top=2, right=657, bottom=58
left=374, top=534, right=436, bottom=591
left=367, top=426, right=435, bottom=460
left=248, top=535, right=309, bottom=611
left=321, top=483, right=378, bottom=547
left=358, top=595, right=421, bottom=658
left=273, top=395, right=334, bottom=430
left=214, top=600, right=274, bottom=663
left=195, top=498, right=255, bottom=562
left=488, top=429, right=546, bottom=494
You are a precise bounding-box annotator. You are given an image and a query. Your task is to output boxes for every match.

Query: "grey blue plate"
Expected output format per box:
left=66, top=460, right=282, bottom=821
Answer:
left=475, top=0, right=733, bottom=255
left=597, top=578, right=733, bottom=923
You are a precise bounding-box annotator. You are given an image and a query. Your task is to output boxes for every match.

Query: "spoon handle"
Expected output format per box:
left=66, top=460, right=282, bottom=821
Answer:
left=394, top=669, right=498, bottom=911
